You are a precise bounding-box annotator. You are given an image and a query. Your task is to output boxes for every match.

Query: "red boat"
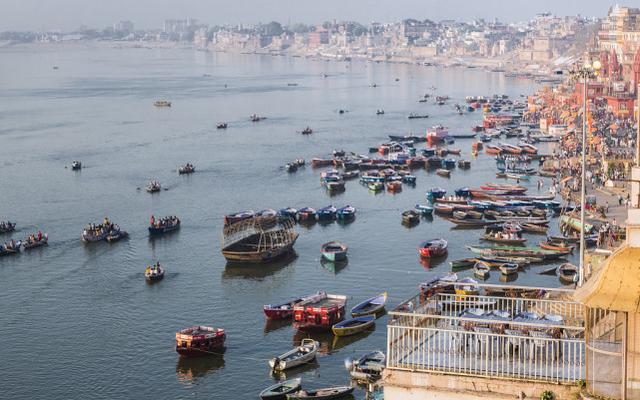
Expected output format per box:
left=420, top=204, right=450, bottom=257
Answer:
left=484, top=144, right=502, bottom=155
left=432, top=203, right=454, bottom=215
left=263, top=293, right=319, bottom=320
left=419, top=239, right=448, bottom=258
left=175, top=326, right=226, bottom=356
left=311, top=158, right=334, bottom=168
left=293, top=292, right=347, bottom=332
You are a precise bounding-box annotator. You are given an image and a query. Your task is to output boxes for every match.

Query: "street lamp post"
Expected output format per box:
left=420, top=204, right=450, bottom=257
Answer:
left=571, top=59, right=601, bottom=286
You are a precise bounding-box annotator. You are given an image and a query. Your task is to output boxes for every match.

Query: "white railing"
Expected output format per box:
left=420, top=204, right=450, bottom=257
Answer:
left=387, top=286, right=585, bottom=384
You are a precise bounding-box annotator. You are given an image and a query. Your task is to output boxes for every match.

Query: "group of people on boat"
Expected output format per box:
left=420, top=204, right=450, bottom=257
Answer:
left=25, top=231, right=47, bottom=245
left=2, top=239, right=20, bottom=251
left=150, top=215, right=180, bottom=229
left=147, top=180, right=161, bottom=191
left=492, top=231, right=519, bottom=240
left=82, top=218, right=116, bottom=240
left=145, top=262, right=163, bottom=276
left=0, top=221, right=14, bottom=231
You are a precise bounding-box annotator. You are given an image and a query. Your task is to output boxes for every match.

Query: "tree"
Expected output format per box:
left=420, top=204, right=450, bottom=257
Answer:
left=263, top=21, right=283, bottom=37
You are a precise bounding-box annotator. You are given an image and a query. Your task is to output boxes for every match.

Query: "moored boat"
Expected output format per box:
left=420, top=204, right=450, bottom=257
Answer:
left=402, top=210, right=420, bottom=225
left=481, top=233, right=526, bottom=245
left=450, top=258, right=477, bottom=270
left=419, top=238, right=448, bottom=258
left=175, top=326, right=226, bottom=356
left=286, top=386, right=354, bottom=400
left=320, top=241, right=348, bottom=262
left=557, top=263, right=578, bottom=284
left=345, top=351, right=385, bottom=383
left=294, top=292, right=347, bottom=332
left=259, top=378, right=302, bottom=400
left=332, top=315, right=375, bottom=337
left=336, top=205, right=356, bottom=221
left=317, top=205, right=337, bottom=221
left=473, top=261, right=490, bottom=279
left=436, top=168, right=451, bottom=177
left=297, top=207, right=317, bottom=222
left=351, top=292, right=387, bottom=317
left=499, top=263, right=519, bottom=275
left=427, top=187, right=446, bottom=200
left=521, top=223, right=548, bottom=234
left=264, top=294, right=315, bottom=320
left=386, top=181, right=402, bottom=192
left=269, top=339, right=319, bottom=371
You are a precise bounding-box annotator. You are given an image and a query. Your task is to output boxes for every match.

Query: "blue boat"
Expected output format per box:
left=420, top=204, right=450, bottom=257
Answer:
left=467, top=106, right=475, bottom=112
left=336, top=205, right=356, bottom=220
left=421, top=148, right=436, bottom=157
left=442, top=158, right=456, bottom=169
left=277, top=207, right=298, bottom=221
left=402, top=175, right=416, bottom=185
left=480, top=134, right=492, bottom=142
left=317, top=205, right=337, bottom=220
left=454, top=187, right=470, bottom=197
left=415, top=204, right=434, bottom=216
left=297, top=207, right=317, bottom=222
left=427, top=187, right=446, bottom=200
left=351, top=292, right=387, bottom=317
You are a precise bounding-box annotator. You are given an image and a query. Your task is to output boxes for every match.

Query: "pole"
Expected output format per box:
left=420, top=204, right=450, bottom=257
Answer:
left=579, top=74, right=587, bottom=286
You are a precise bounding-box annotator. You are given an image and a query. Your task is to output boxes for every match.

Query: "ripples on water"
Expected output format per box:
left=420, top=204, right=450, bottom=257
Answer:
left=0, top=44, right=568, bottom=399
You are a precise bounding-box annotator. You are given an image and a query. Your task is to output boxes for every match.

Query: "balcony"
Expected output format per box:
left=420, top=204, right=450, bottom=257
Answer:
left=387, top=282, right=585, bottom=385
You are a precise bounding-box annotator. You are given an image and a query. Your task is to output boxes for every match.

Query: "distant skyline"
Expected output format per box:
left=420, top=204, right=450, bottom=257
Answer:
left=0, top=0, right=625, bottom=31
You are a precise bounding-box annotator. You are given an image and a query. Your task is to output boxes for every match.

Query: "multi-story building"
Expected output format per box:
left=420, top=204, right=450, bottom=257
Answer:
left=598, top=5, right=640, bottom=82
left=113, top=20, right=134, bottom=34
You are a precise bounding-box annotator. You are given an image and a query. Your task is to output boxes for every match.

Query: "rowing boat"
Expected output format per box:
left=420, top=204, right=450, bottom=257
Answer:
left=351, top=292, right=387, bottom=317
left=449, top=258, right=477, bottom=270
left=557, top=263, right=578, bottom=284
left=473, top=261, right=490, bottom=279
left=481, top=234, right=526, bottom=245
left=269, top=339, right=319, bottom=371
left=332, top=315, right=375, bottom=336
left=259, top=378, right=302, bottom=400
left=286, top=386, right=355, bottom=399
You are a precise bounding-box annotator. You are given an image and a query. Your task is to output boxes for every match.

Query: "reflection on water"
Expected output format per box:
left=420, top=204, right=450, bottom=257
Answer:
left=175, top=352, right=226, bottom=385
left=332, top=329, right=375, bottom=352
left=419, top=255, right=449, bottom=270
left=292, top=329, right=375, bottom=355
left=269, top=359, right=320, bottom=381
left=222, top=252, right=298, bottom=280
left=320, top=258, right=349, bottom=274
left=264, top=318, right=292, bottom=334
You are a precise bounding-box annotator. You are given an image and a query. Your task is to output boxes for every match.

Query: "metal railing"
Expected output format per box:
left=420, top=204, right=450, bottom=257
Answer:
left=387, top=285, right=585, bottom=384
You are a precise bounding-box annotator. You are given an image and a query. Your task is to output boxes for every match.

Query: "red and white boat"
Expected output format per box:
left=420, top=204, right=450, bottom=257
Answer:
left=175, top=326, right=226, bottom=356
left=518, top=142, right=538, bottom=154
left=293, top=291, right=347, bottom=332
left=426, top=125, right=449, bottom=144
left=418, top=239, right=448, bottom=258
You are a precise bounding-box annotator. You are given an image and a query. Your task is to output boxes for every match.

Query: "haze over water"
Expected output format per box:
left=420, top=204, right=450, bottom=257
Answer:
left=0, top=44, right=568, bottom=399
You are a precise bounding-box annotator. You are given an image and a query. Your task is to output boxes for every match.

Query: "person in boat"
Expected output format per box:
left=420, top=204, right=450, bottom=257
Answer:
left=150, top=215, right=155, bottom=227
left=37, top=231, right=42, bottom=241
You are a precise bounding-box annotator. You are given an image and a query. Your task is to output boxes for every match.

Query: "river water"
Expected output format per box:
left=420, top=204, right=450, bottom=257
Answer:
left=0, top=44, right=568, bottom=399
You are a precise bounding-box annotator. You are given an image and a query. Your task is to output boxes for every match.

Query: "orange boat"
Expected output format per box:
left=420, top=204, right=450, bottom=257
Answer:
left=386, top=181, right=402, bottom=192
left=539, top=242, right=574, bottom=253
left=175, top=326, right=226, bottom=356
left=485, top=144, right=502, bottom=155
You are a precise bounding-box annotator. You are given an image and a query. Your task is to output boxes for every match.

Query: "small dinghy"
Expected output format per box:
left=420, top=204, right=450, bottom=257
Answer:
left=216, top=122, right=228, bottom=129
left=436, top=168, right=451, bottom=177
left=557, top=263, right=578, bottom=284
left=106, top=228, right=128, bottom=243
left=287, top=386, right=354, bottom=400
left=499, top=263, right=519, bottom=275
left=332, top=315, right=375, bottom=337
left=269, top=339, right=319, bottom=371
left=145, top=264, right=165, bottom=281
left=321, top=241, right=348, bottom=262
left=336, top=205, right=356, bottom=221
left=264, top=293, right=318, bottom=320
left=178, top=163, right=195, bottom=174
left=450, top=258, right=477, bottom=270
left=402, top=210, right=420, bottom=225
left=345, top=351, right=385, bottom=383
left=473, top=261, right=490, bottom=279
left=259, top=378, right=302, bottom=400
left=351, top=292, right=387, bottom=317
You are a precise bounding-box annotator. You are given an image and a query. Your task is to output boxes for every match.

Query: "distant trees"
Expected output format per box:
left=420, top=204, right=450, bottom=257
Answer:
left=263, top=21, right=283, bottom=36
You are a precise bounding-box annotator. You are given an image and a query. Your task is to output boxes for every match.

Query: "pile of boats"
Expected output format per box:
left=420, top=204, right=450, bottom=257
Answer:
left=81, top=218, right=128, bottom=243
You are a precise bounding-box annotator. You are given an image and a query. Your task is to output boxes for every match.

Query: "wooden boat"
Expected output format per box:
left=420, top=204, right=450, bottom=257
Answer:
left=467, top=210, right=483, bottom=219
left=297, top=208, right=317, bottom=222
left=259, top=378, right=302, bottom=400
left=154, top=100, right=171, bottom=107
left=149, top=217, right=181, bottom=235
left=216, top=122, right=228, bottom=129
left=433, top=203, right=454, bottom=215
left=321, top=241, right=348, bottom=262
left=345, top=351, right=385, bottom=382
left=427, top=187, right=446, bottom=199
left=521, top=222, right=548, bottom=234
left=467, top=245, right=568, bottom=260
left=415, top=204, right=434, bottom=216
left=332, top=315, right=375, bottom=336
left=506, top=173, right=529, bottom=181
left=71, top=160, right=82, bottom=170
left=269, top=339, right=319, bottom=371
left=144, top=265, right=165, bottom=281
left=499, top=263, right=519, bottom=275
left=0, top=241, right=21, bottom=256
left=479, top=255, right=541, bottom=266
left=453, top=211, right=468, bottom=220
left=454, top=277, right=479, bottom=296
left=106, top=229, right=128, bottom=243
left=386, top=181, right=402, bottom=192
left=294, top=292, right=347, bottom=331
left=444, top=218, right=492, bottom=228
left=286, top=386, right=354, bottom=400
left=474, top=261, right=490, bottom=279
left=317, top=205, right=337, bottom=221
left=311, top=158, right=334, bottom=168
left=351, top=292, right=387, bottom=317
left=264, top=293, right=320, bottom=320
left=402, top=210, right=420, bottom=225
left=435, top=196, right=467, bottom=204
left=224, top=210, right=255, bottom=226
left=481, top=233, right=527, bottom=245
left=557, top=263, right=578, bottom=284
left=326, top=180, right=345, bottom=193
left=560, top=215, right=594, bottom=234
left=336, top=206, right=356, bottom=220
left=538, top=265, right=558, bottom=275
left=450, top=258, right=477, bottom=270
left=436, top=168, right=451, bottom=177
left=0, top=222, right=16, bottom=234
left=540, top=242, right=574, bottom=253
left=175, top=326, right=226, bottom=356
left=368, top=182, right=384, bottom=191
left=419, top=238, right=448, bottom=258
left=178, top=164, right=195, bottom=174
left=22, top=235, right=48, bottom=250
left=222, top=218, right=298, bottom=263
left=485, top=144, right=502, bottom=155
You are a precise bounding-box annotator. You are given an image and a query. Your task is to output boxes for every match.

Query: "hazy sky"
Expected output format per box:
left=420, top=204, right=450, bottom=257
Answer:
left=0, top=0, right=621, bottom=31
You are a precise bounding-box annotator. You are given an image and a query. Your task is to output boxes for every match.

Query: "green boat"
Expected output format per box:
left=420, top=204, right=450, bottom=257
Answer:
left=466, top=245, right=569, bottom=260
left=449, top=258, right=477, bottom=270
left=560, top=215, right=594, bottom=234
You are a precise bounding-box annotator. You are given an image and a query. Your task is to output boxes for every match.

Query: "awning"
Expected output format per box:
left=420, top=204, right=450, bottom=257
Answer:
left=574, top=245, right=640, bottom=312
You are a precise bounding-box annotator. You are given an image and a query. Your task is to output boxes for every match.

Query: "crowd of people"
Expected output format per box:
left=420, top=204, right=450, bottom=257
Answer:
left=82, top=217, right=118, bottom=240
left=149, top=215, right=180, bottom=229
left=25, top=231, right=47, bottom=245
left=0, top=221, right=15, bottom=232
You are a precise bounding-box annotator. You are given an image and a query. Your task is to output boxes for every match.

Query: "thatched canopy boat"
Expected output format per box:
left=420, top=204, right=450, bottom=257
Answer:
left=221, top=217, right=298, bottom=263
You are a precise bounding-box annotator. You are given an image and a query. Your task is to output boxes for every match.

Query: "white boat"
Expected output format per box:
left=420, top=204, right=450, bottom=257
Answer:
left=268, top=338, right=319, bottom=371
